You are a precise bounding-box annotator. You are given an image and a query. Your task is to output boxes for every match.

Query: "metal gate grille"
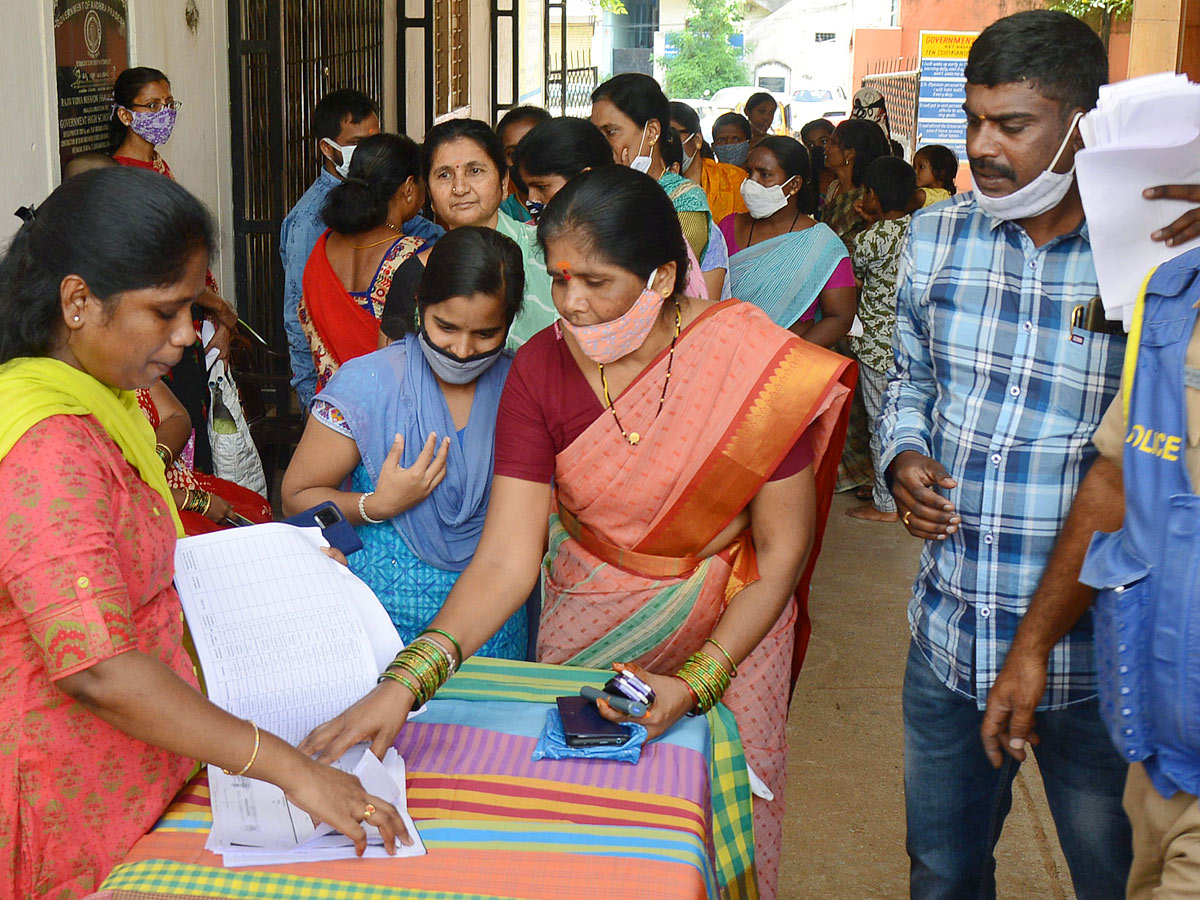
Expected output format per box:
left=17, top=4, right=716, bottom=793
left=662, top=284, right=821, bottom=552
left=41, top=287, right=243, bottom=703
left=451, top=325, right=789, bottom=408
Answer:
left=228, top=0, right=384, bottom=353
left=862, top=56, right=919, bottom=161
left=282, top=2, right=384, bottom=209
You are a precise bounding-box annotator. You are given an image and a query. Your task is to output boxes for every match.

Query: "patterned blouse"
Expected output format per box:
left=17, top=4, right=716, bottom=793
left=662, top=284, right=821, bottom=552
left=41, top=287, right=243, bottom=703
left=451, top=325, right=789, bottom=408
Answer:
left=822, top=182, right=869, bottom=254
left=0, top=415, right=197, bottom=899
left=849, top=216, right=911, bottom=372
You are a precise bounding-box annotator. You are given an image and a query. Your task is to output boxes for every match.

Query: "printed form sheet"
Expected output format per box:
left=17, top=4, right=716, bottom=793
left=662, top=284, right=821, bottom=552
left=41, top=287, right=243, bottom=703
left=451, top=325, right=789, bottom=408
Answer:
left=175, top=523, right=401, bottom=746
left=173, top=523, right=424, bottom=863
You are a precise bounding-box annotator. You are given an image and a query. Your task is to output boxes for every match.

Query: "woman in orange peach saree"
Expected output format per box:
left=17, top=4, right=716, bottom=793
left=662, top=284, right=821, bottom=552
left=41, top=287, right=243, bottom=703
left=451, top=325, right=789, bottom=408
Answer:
left=299, top=166, right=854, bottom=900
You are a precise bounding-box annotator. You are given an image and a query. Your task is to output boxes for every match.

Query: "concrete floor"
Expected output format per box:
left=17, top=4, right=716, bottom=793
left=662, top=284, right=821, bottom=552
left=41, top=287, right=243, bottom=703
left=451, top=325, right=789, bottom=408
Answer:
left=777, top=492, right=1077, bottom=899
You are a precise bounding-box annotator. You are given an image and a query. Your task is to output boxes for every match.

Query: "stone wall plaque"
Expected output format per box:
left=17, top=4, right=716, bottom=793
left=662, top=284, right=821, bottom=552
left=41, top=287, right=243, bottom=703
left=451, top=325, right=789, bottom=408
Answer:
left=54, top=0, right=130, bottom=174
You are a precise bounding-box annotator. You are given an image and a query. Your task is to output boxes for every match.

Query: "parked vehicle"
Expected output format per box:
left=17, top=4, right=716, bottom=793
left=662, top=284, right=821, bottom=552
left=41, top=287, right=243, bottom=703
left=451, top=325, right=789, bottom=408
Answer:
left=788, top=82, right=849, bottom=130
left=706, top=86, right=793, bottom=139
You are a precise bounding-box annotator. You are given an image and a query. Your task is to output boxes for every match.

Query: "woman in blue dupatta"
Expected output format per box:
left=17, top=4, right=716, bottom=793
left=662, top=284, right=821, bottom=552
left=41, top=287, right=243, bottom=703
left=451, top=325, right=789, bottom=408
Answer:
left=281, top=227, right=527, bottom=659
left=719, top=137, right=857, bottom=348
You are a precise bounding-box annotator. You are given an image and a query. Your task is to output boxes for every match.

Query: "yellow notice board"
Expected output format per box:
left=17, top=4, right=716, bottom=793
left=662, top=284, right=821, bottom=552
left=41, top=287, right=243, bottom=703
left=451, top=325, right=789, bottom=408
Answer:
left=919, top=31, right=977, bottom=60
left=917, top=30, right=979, bottom=156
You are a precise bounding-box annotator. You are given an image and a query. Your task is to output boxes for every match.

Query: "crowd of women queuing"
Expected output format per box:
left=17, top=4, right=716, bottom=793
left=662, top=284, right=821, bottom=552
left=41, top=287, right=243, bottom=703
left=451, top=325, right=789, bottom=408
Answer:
left=0, top=61, right=961, bottom=900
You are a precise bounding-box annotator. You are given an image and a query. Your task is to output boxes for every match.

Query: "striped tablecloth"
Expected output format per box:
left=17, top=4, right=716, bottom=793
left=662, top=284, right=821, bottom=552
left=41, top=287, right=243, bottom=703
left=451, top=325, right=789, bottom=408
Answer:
left=97, top=657, right=757, bottom=900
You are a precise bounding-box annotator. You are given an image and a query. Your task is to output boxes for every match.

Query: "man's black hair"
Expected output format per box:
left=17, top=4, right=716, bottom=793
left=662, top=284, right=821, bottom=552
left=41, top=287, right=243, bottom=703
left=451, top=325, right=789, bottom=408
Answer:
left=964, top=10, right=1107, bottom=113
left=313, top=89, right=379, bottom=142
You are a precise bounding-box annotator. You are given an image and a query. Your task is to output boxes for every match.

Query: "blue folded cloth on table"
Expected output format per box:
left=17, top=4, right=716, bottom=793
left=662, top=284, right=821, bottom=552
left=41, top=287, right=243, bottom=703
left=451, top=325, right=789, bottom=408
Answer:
left=532, top=708, right=648, bottom=763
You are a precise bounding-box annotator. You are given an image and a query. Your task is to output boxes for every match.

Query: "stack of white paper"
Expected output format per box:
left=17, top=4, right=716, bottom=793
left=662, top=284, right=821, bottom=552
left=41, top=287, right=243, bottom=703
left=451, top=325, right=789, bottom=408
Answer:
left=1076, top=72, right=1200, bottom=329
left=206, top=747, right=425, bottom=866
left=174, top=523, right=426, bottom=864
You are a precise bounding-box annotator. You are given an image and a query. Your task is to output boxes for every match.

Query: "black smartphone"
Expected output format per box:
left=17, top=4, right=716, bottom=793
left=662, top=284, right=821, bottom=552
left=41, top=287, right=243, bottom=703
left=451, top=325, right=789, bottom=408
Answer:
left=556, top=695, right=631, bottom=748
left=281, top=500, right=364, bottom=556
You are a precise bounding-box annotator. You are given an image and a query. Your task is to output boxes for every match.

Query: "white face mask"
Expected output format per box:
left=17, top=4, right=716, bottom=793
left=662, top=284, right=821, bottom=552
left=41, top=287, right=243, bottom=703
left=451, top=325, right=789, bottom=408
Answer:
left=741, top=176, right=796, bottom=219
left=680, top=133, right=697, bottom=173
left=972, top=112, right=1083, bottom=222
left=629, top=122, right=653, bottom=174
left=322, top=137, right=357, bottom=178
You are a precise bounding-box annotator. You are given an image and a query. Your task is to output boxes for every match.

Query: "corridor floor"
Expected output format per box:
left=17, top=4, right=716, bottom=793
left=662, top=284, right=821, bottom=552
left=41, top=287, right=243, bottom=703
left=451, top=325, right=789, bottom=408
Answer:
left=777, top=492, right=1078, bottom=899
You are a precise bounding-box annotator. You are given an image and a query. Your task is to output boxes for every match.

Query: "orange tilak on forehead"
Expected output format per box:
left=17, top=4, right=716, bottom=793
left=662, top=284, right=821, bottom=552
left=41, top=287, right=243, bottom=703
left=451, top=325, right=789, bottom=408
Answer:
left=557, top=261, right=572, bottom=280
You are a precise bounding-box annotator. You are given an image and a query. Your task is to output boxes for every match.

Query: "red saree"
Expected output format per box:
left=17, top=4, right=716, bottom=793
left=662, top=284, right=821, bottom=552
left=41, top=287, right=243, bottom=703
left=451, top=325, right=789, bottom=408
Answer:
left=538, top=300, right=853, bottom=899
left=299, top=230, right=424, bottom=392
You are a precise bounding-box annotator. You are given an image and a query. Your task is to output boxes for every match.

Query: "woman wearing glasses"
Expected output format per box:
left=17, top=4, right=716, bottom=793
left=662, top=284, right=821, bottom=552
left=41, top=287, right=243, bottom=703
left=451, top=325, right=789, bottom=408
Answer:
left=110, top=67, right=184, bottom=178
left=108, top=67, right=245, bottom=498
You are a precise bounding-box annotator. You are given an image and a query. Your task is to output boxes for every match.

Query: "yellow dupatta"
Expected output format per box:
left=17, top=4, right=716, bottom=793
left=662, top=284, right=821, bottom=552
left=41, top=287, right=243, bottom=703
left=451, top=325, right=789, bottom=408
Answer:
left=0, top=357, right=185, bottom=537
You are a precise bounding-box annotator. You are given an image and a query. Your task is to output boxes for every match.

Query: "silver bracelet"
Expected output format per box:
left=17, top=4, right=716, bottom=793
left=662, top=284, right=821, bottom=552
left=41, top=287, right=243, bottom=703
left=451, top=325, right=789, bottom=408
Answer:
left=358, top=491, right=385, bottom=524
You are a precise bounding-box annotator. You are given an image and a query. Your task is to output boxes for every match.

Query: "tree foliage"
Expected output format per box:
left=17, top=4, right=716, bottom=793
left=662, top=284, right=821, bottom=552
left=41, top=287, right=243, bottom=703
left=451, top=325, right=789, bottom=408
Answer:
left=1046, top=0, right=1133, bottom=49
left=591, top=0, right=628, bottom=16
left=662, top=0, right=749, bottom=98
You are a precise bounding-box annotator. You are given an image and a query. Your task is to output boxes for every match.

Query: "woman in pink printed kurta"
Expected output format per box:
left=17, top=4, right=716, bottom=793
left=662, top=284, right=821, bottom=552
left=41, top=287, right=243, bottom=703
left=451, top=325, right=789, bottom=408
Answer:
left=0, top=415, right=199, bottom=899
left=0, top=165, right=409, bottom=900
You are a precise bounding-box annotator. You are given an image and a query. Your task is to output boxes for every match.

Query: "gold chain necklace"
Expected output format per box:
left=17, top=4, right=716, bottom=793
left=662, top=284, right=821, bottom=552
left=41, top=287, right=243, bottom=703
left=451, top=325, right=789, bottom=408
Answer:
left=349, top=221, right=405, bottom=249
left=597, top=302, right=682, bottom=446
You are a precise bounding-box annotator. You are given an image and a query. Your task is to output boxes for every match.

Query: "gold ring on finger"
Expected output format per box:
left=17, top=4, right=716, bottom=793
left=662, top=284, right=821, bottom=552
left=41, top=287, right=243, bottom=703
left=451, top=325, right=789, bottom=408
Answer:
left=363, top=803, right=376, bottom=820
left=903, top=510, right=912, bottom=526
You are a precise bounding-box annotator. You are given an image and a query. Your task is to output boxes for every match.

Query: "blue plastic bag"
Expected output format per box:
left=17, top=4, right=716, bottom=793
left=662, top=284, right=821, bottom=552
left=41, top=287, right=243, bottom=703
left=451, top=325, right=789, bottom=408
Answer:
left=531, top=708, right=648, bottom=764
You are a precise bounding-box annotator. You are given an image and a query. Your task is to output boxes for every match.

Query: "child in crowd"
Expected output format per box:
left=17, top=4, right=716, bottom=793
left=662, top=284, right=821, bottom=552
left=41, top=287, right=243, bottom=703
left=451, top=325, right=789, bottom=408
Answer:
left=908, top=144, right=957, bottom=211
left=846, top=155, right=916, bottom=522
left=913, top=143, right=958, bottom=196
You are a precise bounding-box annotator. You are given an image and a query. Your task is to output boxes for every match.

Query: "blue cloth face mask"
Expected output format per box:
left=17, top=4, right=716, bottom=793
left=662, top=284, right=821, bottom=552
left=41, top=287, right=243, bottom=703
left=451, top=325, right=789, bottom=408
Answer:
left=714, top=141, right=750, bottom=168
left=418, top=329, right=505, bottom=384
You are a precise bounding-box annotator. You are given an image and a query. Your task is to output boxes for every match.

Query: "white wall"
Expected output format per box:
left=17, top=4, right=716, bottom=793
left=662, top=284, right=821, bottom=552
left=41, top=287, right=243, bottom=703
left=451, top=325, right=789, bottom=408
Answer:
left=746, top=0, right=850, bottom=86
left=130, top=0, right=235, bottom=302
left=1, top=0, right=236, bottom=304
left=1, top=3, right=59, bottom=248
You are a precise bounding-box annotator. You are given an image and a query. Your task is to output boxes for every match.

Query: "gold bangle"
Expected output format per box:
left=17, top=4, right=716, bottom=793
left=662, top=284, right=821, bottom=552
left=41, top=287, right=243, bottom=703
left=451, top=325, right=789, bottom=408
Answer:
left=222, top=720, right=261, bottom=776
left=155, top=442, right=174, bottom=468
left=419, top=628, right=464, bottom=668
left=198, top=490, right=213, bottom=517
left=705, top=638, right=738, bottom=677
left=414, top=636, right=457, bottom=674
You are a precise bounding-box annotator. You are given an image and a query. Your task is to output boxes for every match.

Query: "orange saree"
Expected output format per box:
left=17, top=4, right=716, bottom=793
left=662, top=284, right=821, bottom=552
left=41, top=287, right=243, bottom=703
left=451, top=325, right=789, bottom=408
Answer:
left=537, top=300, right=853, bottom=899
left=299, top=230, right=424, bottom=393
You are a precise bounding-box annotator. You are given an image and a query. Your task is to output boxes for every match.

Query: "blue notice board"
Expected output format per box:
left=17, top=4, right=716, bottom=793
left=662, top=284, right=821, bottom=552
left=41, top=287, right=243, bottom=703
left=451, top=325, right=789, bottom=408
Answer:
left=916, top=31, right=977, bottom=159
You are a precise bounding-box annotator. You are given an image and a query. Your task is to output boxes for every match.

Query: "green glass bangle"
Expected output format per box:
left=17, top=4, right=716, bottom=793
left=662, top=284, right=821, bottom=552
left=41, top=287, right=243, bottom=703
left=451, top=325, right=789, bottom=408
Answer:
left=420, top=628, right=463, bottom=668
left=378, top=669, right=425, bottom=704
left=705, top=638, right=738, bottom=678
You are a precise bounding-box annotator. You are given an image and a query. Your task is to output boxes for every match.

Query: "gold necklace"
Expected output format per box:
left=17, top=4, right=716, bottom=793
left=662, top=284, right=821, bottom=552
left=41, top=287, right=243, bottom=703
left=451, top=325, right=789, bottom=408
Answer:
left=597, top=302, right=682, bottom=446
left=349, top=221, right=405, bottom=249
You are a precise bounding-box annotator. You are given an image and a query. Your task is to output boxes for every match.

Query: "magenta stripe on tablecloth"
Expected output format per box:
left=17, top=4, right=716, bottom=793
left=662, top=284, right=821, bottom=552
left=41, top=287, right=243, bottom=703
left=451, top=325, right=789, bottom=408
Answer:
left=396, top=721, right=707, bottom=805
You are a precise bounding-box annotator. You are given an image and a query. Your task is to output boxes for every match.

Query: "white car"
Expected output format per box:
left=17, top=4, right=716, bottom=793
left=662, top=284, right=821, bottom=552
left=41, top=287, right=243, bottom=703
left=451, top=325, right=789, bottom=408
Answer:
left=788, top=84, right=849, bottom=132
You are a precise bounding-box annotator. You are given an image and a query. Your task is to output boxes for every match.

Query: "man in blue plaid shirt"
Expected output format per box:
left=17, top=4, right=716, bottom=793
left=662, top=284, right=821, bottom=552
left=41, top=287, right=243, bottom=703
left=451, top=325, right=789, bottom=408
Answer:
left=877, top=11, right=1132, bottom=898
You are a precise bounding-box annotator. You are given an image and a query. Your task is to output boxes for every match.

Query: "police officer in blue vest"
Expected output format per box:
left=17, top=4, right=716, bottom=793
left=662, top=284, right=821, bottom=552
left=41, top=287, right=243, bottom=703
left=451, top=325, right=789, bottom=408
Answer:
left=982, top=232, right=1200, bottom=897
